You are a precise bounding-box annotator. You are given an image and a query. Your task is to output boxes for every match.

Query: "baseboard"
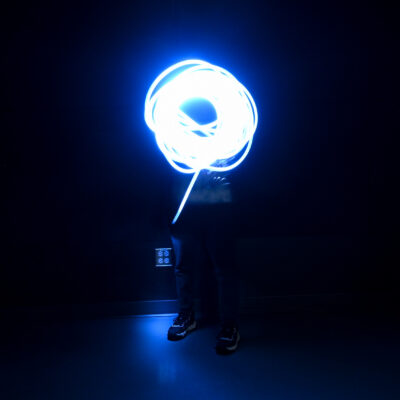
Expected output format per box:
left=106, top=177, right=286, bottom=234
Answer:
left=1, top=293, right=396, bottom=322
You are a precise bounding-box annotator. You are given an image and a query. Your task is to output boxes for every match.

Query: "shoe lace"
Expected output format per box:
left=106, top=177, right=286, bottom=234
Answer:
left=174, top=311, right=191, bottom=325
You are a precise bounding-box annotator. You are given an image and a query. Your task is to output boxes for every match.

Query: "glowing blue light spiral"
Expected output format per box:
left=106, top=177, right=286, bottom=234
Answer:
left=144, top=59, right=258, bottom=223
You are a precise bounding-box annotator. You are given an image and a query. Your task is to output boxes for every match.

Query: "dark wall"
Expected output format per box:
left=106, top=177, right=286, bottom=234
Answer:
left=2, top=1, right=397, bottom=307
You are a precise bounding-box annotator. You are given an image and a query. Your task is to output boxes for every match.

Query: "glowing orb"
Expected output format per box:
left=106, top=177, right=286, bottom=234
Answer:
left=144, top=59, right=258, bottom=223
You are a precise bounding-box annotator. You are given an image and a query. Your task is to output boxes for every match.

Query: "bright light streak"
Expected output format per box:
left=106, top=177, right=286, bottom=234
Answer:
left=144, top=59, right=258, bottom=223
left=171, top=170, right=200, bottom=224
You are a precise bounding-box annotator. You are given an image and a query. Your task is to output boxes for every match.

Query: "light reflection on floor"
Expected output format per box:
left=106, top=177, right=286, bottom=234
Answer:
left=1, top=313, right=399, bottom=399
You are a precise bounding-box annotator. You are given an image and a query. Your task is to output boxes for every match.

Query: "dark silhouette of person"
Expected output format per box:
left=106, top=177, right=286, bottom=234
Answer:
left=166, top=167, right=240, bottom=354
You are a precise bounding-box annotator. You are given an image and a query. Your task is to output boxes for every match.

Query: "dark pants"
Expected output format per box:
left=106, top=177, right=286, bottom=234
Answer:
left=170, top=204, right=239, bottom=326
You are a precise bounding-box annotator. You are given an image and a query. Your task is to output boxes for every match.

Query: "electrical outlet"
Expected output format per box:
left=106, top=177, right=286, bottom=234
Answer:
left=155, top=248, right=173, bottom=267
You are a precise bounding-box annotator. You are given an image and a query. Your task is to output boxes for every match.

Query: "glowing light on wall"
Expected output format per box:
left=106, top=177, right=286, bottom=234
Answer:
left=144, top=59, right=258, bottom=223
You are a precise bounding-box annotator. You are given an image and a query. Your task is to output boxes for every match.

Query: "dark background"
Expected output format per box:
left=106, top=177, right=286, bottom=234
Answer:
left=1, top=1, right=398, bottom=308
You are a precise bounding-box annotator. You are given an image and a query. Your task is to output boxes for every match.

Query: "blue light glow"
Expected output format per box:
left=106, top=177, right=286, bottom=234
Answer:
left=145, top=59, right=258, bottom=223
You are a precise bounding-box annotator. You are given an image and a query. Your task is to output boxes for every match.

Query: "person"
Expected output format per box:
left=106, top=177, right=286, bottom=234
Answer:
left=166, top=168, right=240, bottom=354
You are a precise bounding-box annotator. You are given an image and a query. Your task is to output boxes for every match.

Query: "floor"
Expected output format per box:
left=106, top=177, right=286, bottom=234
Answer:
left=1, top=312, right=399, bottom=399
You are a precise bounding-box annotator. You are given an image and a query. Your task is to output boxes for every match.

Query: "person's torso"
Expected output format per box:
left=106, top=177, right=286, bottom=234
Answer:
left=172, top=170, right=233, bottom=206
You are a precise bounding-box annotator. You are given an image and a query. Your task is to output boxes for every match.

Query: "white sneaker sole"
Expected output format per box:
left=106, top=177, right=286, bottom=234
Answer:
left=216, top=332, right=240, bottom=353
left=225, top=332, right=240, bottom=351
left=174, top=321, right=197, bottom=337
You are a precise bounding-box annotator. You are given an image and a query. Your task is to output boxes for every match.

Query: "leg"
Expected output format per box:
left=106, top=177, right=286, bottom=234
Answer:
left=204, top=207, right=240, bottom=327
left=171, top=233, right=195, bottom=312
left=211, top=238, right=239, bottom=326
left=205, top=223, right=241, bottom=354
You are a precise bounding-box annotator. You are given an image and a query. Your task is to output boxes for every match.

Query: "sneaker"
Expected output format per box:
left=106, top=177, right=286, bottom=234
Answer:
left=216, top=324, right=240, bottom=354
left=167, top=310, right=197, bottom=341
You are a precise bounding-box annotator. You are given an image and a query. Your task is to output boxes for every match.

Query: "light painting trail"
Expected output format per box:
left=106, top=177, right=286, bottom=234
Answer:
left=144, top=59, right=258, bottom=224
